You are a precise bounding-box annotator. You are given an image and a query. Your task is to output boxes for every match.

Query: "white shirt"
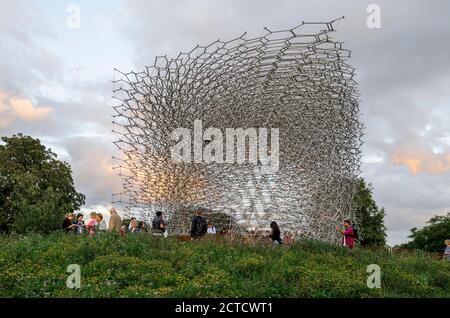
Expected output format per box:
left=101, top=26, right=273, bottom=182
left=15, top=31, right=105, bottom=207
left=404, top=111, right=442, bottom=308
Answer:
left=99, top=220, right=107, bottom=230
left=207, top=227, right=216, bottom=234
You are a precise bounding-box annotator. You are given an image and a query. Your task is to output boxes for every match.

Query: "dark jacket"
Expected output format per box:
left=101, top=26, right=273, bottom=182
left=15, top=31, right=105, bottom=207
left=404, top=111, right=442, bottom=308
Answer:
left=62, top=218, right=73, bottom=233
left=270, top=228, right=282, bottom=243
left=152, top=216, right=166, bottom=233
left=190, top=216, right=207, bottom=238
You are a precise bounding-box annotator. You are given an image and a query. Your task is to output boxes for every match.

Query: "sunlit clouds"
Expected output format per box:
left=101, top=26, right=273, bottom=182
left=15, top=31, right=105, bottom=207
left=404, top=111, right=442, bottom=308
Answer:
left=0, top=91, right=52, bottom=127
left=391, top=140, right=450, bottom=176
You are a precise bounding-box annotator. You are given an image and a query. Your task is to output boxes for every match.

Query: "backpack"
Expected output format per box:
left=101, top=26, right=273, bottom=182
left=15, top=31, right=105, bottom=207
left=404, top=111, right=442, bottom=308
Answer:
left=352, top=226, right=359, bottom=240
left=152, top=217, right=160, bottom=230
left=196, top=217, right=207, bottom=235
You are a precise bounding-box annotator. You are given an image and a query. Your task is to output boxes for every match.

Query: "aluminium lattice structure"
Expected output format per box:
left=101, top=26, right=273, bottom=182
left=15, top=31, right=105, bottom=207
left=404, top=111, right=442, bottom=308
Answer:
left=112, top=18, right=363, bottom=243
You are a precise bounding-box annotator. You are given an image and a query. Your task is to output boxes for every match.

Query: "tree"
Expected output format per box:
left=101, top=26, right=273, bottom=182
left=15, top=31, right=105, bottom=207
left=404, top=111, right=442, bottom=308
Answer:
left=401, top=213, right=450, bottom=253
left=0, top=134, right=85, bottom=234
left=353, top=178, right=387, bottom=247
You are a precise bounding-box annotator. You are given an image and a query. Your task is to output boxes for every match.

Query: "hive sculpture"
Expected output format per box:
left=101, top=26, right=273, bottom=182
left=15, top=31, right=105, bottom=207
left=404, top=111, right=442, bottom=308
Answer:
left=112, top=18, right=363, bottom=242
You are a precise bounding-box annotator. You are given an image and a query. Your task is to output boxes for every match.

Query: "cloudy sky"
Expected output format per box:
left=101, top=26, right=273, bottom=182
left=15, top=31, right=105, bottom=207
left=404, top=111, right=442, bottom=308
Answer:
left=1, top=0, right=449, bottom=245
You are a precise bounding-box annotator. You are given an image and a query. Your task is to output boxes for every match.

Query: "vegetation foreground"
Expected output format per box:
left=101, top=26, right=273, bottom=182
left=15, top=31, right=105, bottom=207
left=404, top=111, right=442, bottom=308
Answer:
left=0, top=232, right=449, bottom=298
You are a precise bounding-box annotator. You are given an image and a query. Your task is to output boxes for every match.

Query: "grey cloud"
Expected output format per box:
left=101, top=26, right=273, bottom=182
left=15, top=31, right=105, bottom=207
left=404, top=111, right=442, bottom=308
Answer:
left=0, top=0, right=61, bottom=96
left=65, top=136, right=122, bottom=208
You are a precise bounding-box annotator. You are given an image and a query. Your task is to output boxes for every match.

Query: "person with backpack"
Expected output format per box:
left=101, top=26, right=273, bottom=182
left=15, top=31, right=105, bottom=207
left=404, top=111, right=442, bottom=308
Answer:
left=190, top=210, right=207, bottom=239
left=351, top=221, right=359, bottom=244
left=336, top=219, right=356, bottom=249
left=152, top=211, right=166, bottom=235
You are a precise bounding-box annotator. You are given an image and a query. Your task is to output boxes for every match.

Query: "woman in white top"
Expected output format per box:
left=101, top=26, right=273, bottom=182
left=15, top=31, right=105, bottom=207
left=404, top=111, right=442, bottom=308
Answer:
left=96, top=213, right=108, bottom=231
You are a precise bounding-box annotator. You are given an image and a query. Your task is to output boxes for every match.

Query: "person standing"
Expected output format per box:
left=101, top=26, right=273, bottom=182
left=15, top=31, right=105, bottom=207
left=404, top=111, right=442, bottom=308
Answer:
left=336, top=220, right=355, bottom=249
left=152, top=211, right=166, bottom=235
left=108, top=207, right=122, bottom=233
left=269, top=221, right=282, bottom=246
left=190, top=210, right=207, bottom=239
left=96, top=213, right=107, bottom=231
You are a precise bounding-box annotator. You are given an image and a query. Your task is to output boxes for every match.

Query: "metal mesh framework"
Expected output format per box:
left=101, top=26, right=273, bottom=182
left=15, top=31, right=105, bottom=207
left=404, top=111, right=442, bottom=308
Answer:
left=112, top=18, right=363, bottom=243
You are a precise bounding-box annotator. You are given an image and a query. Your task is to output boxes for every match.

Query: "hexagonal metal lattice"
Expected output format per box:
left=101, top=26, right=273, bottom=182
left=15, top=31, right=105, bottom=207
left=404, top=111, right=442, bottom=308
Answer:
left=112, top=18, right=363, bottom=242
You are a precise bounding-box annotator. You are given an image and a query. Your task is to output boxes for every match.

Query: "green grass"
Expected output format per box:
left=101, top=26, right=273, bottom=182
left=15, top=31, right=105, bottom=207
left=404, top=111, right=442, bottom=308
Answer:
left=0, top=232, right=448, bottom=297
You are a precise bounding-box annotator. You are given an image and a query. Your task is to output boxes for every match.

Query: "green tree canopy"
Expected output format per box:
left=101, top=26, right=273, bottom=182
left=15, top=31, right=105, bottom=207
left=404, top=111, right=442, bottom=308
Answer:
left=401, top=213, right=450, bottom=253
left=353, top=178, right=387, bottom=247
left=0, top=134, right=85, bottom=234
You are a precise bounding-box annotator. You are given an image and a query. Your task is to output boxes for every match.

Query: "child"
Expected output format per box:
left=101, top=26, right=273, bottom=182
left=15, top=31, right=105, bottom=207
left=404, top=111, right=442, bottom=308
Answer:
left=85, top=212, right=98, bottom=237
left=75, top=213, right=85, bottom=234
left=207, top=222, right=216, bottom=234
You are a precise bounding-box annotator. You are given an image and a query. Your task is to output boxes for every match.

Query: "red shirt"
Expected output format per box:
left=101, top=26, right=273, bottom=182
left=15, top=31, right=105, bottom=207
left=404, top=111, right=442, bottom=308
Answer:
left=343, top=227, right=354, bottom=248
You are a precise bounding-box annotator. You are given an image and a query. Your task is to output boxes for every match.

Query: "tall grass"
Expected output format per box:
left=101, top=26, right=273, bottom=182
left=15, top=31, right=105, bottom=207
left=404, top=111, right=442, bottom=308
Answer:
left=0, top=232, right=448, bottom=297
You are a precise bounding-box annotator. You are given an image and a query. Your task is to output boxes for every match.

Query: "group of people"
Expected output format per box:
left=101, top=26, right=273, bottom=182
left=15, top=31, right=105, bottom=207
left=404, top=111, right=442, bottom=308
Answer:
left=61, top=207, right=352, bottom=248
left=62, top=208, right=123, bottom=237
left=62, top=211, right=450, bottom=258
left=61, top=208, right=217, bottom=239
left=61, top=207, right=298, bottom=247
